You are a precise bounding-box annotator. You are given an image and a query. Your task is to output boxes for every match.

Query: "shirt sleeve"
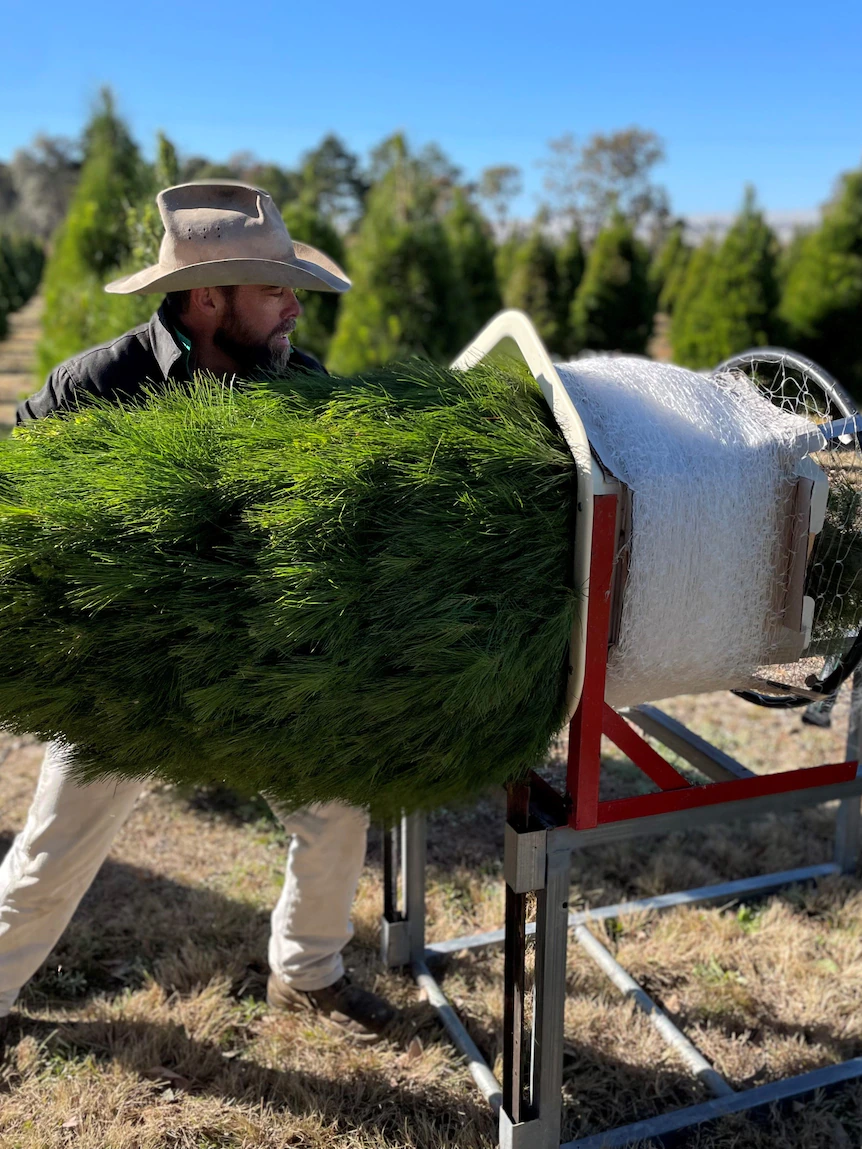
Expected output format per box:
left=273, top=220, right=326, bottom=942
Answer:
left=15, top=364, right=77, bottom=423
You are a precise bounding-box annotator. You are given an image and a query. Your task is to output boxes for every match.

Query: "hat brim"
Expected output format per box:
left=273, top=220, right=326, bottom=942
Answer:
left=104, top=242, right=350, bottom=295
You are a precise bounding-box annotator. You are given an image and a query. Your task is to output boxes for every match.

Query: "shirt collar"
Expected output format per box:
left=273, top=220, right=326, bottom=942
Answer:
left=149, top=302, right=191, bottom=382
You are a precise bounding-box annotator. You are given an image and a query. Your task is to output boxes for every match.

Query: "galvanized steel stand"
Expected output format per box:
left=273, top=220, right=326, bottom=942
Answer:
left=381, top=495, right=862, bottom=1148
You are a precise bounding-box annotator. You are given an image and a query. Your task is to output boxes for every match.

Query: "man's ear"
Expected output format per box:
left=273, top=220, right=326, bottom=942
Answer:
left=188, top=286, right=223, bottom=323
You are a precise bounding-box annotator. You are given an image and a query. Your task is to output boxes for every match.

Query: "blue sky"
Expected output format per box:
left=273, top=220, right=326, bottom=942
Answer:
left=3, top=0, right=860, bottom=220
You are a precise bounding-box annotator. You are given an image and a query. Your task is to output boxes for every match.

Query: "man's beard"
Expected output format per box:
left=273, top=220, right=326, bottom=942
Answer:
left=213, top=304, right=296, bottom=376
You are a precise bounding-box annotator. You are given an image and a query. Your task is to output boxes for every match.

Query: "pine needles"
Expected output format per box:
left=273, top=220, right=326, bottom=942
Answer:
left=0, top=360, right=578, bottom=816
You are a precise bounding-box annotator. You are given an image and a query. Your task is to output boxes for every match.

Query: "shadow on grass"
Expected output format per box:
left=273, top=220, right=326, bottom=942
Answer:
left=0, top=1010, right=713, bottom=1147
left=0, top=830, right=273, bottom=1008
left=2, top=1013, right=500, bottom=1146
left=8, top=1010, right=861, bottom=1148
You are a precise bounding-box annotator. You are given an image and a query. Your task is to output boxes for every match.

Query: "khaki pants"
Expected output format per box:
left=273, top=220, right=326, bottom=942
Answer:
left=0, top=742, right=369, bottom=1016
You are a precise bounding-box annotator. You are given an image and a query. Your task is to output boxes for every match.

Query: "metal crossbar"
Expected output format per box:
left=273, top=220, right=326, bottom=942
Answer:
left=380, top=500, right=862, bottom=1148
left=385, top=790, right=862, bottom=1147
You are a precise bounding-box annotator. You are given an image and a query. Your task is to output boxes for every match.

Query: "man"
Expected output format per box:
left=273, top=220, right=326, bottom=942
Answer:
left=1, top=181, right=395, bottom=1045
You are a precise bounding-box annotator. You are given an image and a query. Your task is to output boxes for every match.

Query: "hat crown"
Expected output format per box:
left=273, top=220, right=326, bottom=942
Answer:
left=157, top=182, right=295, bottom=271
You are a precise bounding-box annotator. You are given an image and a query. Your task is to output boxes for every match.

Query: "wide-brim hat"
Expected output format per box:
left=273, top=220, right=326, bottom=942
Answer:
left=105, top=181, right=351, bottom=295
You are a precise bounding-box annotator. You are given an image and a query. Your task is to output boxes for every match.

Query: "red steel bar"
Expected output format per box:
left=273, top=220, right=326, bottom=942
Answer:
left=567, top=495, right=618, bottom=830
left=601, top=704, right=692, bottom=792
left=596, top=760, right=858, bottom=824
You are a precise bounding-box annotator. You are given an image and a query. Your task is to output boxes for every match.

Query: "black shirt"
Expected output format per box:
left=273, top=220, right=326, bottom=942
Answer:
left=16, top=302, right=325, bottom=423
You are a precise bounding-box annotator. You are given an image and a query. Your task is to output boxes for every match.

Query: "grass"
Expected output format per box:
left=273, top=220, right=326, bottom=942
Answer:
left=3, top=687, right=862, bottom=1147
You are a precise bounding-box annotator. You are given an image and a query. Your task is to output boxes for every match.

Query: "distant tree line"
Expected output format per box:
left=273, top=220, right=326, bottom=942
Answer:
left=6, top=88, right=862, bottom=399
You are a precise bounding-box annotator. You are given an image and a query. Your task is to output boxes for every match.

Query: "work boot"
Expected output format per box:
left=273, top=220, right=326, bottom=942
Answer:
left=267, top=972, right=396, bottom=1044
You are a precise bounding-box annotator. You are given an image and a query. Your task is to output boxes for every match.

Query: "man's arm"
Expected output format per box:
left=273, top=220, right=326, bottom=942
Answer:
left=16, top=364, right=78, bottom=424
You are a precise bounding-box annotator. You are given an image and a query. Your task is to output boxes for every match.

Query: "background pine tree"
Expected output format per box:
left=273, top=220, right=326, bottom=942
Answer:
left=554, top=225, right=585, bottom=357
left=499, top=223, right=562, bottom=351
left=0, top=233, right=44, bottom=338
left=327, top=136, right=464, bottom=374
left=670, top=189, right=779, bottom=368
left=669, top=237, right=716, bottom=364
left=442, top=187, right=501, bottom=351
left=280, top=198, right=345, bottom=363
left=36, top=90, right=146, bottom=378
left=569, top=214, right=653, bottom=354
left=779, top=168, right=862, bottom=396
left=650, top=219, right=691, bottom=316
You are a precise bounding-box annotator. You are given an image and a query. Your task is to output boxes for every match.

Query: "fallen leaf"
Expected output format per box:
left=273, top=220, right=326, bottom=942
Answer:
left=143, top=1066, right=191, bottom=1090
left=406, top=1036, right=423, bottom=1062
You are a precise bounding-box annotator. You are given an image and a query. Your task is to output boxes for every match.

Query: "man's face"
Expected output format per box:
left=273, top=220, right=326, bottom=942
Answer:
left=213, top=284, right=303, bottom=374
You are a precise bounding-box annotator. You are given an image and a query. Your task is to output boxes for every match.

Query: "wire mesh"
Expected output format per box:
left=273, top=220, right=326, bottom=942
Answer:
left=714, top=348, right=862, bottom=660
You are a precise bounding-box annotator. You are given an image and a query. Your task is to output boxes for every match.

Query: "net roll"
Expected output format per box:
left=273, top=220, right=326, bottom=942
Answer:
left=552, top=357, right=818, bottom=708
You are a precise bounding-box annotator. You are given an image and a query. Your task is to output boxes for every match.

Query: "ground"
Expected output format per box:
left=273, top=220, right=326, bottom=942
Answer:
left=0, top=294, right=41, bottom=434
left=2, top=304, right=862, bottom=1147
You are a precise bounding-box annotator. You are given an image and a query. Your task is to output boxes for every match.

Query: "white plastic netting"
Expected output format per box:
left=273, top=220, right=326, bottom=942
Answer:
left=554, top=357, right=816, bottom=707
left=718, top=351, right=862, bottom=658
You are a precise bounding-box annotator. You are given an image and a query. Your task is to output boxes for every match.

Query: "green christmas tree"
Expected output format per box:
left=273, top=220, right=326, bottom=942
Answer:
left=780, top=168, right=862, bottom=395
left=500, top=223, right=562, bottom=351
left=671, top=189, right=779, bottom=369
left=569, top=214, right=653, bottom=354
left=36, top=90, right=146, bottom=378
left=650, top=219, right=691, bottom=315
left=327, top=136, right=464, bottom=374
left=669, top=237, right=716, bottom=363
left=280, top=198, right=346, bottom=363
left=442, top=186, right=501, bottom=350
left=0, top=361, right=577, bottom=815
left=554, top=225, right=585, bottom=356
left=0, top=233, right=44, bottom=339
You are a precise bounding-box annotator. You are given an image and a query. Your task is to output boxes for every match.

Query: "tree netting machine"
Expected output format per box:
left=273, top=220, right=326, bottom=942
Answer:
left=380, top=312, right=862, bottom=1148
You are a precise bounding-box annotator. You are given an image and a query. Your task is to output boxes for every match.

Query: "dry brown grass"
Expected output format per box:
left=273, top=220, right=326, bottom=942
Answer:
left=2, top=689, right=862, bottom=1147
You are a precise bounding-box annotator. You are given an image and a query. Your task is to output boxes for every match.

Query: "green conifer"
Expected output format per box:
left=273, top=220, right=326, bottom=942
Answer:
left=36, top=90, right=145, bottom=377
left=555, top=226, right=585, bottom=356
left=669, top=237, right=716, bottom=363
left=780, top=169, right=862, bottom=395
left=280, top=198, right=345, bottom=363
left=670, top=189, right=779, bottom=369
left=650, top=219, right=690, bottom=315
left=327, top=136, right=463, bottom=374
left=441, top=187, right=501, bottom=350
left=0, top=362, right=577, bottom=815
left=500, top=223, right=561, bottom=351
left=0, top=234, right=44, bottom=338
left=569, top=214, right=653, bottom=354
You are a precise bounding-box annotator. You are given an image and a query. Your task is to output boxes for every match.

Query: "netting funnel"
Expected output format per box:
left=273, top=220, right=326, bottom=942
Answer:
left=453, top=312, right=842, bottom=712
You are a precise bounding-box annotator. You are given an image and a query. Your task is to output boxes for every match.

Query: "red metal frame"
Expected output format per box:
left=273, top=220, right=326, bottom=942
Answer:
left=558, top=494, right=858, bottom=832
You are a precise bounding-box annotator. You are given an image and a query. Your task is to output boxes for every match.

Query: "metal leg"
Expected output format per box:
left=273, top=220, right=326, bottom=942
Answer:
left=381, top=819, right=410, bottom=967
left=835, top=669, right=862, bottom=875
left=528, top=841, right=570, bottom=1148
left=802, top=656, right=839, bottom=728
left=503, top=784, right=531, bottom=1124
left=503, top=874, right=529, bottom=1122
left=403, top=810, right=427, bottom=961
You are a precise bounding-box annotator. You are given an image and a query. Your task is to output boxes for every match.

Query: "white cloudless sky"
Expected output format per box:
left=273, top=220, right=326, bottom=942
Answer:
left=3, top=0, right=861, bottom=220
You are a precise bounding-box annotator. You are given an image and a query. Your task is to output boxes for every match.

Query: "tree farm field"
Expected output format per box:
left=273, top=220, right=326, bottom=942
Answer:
left=3, top=325, right=862, bottom=1146
left=2, top=692, right=862, bottom=1148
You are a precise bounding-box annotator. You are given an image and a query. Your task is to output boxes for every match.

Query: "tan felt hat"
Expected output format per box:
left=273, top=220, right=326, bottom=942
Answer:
left=105, top=181, right=351, bottom=295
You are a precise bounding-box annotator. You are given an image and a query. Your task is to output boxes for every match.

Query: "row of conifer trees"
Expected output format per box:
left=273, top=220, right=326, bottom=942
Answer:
left=26, top=92, right=862, bottom=399
left=0, top=233, right=43, bottom=340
